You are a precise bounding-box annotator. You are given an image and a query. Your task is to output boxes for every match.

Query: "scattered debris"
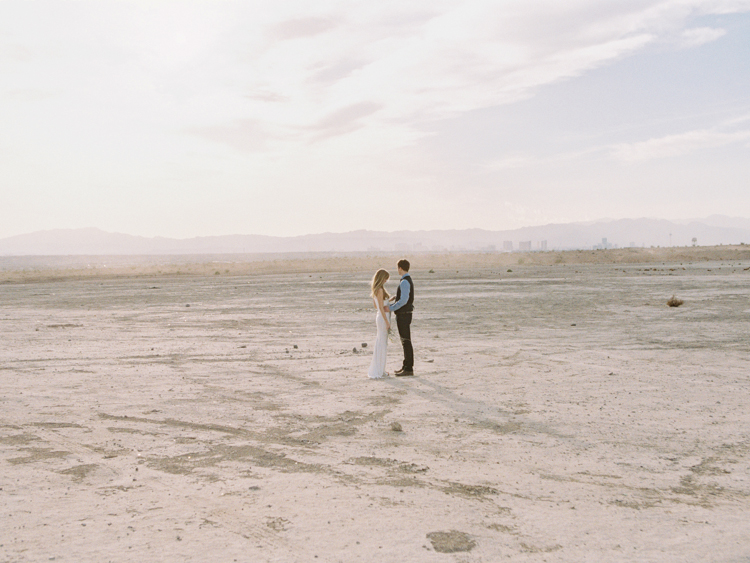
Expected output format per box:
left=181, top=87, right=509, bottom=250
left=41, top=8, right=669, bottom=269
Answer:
left=427, top=530, right=476, bottom=553
left=266, top=517, right=289, bottom=532
left=667, top=295, right=684, bottom=307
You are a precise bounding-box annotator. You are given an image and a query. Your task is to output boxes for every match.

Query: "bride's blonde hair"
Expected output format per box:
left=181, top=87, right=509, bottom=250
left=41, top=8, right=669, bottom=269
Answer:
left=370, top=269, right=390, bottom=299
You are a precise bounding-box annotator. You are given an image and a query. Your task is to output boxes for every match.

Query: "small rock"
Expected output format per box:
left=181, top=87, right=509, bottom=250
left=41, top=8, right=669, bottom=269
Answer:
left=185, top=304, right=190, bottom=307
left=361, top=342, right=367, bottom=348
left=293, top=344, right=298, bottom=349
left=390, top=422, right=403, bottom=432
left=353, top=347, right=358, bottom=353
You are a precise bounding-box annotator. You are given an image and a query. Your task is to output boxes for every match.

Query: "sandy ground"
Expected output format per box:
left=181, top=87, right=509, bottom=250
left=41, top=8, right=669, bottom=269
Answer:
left=1, top=250, right=750, bottom=562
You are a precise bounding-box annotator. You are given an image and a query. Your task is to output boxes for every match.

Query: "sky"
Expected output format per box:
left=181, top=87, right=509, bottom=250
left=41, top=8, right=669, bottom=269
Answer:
left=1, top=0, right=749, bottom=239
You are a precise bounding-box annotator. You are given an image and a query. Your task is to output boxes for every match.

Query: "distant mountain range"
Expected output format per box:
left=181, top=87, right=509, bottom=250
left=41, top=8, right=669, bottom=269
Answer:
left=2, top=216, right=749, bottom=256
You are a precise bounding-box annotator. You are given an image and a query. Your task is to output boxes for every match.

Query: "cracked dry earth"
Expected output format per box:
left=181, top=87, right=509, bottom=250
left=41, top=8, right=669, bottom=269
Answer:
left=1, top=261, right=750, bottom=562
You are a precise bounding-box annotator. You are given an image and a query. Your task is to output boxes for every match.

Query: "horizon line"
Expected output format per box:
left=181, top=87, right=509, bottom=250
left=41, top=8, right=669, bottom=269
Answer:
left=1, top=214, right=745, bottom=241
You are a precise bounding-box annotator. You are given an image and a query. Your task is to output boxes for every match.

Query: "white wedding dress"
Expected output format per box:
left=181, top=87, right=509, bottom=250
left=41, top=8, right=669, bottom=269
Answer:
left=367, top=297, right=391, bottom=379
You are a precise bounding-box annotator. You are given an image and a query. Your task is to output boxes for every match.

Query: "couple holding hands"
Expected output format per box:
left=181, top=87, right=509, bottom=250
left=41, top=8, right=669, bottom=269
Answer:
left=368, top=259, right=414, bottom=379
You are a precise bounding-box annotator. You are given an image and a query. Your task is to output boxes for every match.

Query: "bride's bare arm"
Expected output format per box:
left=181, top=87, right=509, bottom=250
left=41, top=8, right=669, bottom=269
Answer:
left=375, top=289, right=391, bottom=330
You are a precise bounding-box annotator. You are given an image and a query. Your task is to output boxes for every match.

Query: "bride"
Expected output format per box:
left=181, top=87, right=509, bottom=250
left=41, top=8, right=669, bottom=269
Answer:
left=368, top=269, right=392, bottom=379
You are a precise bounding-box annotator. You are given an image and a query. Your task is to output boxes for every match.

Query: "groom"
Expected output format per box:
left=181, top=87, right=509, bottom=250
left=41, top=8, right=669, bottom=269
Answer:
left=388, top=259, right=414, bottom=376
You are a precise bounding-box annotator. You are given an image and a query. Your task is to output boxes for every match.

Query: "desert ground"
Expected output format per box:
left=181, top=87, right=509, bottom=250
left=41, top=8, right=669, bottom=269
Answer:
left=1, top=247, right=749, bottom=562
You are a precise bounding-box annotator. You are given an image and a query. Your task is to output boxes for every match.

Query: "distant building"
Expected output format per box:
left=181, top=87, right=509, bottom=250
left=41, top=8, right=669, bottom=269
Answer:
left=503, top=241, right=513, bottom=251
left=593, top=237, right=614, bottom=250
left=540, top=240, right=547, bottom=251
left=518, top=241, right=532, bottom=251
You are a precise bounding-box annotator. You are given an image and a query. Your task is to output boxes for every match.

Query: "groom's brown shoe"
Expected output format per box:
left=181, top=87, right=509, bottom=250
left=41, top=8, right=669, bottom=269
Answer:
left=395, top=369, right=414, bottom=376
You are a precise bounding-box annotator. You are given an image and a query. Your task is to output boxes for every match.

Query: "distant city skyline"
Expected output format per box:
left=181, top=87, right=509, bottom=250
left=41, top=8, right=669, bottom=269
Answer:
left=2, top=216, right=749, bottom=256
left=2, top=1, right=749, bottom=239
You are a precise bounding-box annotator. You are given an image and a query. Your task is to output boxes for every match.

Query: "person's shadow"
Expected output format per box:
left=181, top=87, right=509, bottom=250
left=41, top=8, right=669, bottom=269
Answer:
left=383, top=376, right=568, bottom=439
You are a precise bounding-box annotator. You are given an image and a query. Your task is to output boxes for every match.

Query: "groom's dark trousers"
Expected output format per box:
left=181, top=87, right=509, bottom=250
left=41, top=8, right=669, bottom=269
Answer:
left=396, top=313, right=413, bottom=371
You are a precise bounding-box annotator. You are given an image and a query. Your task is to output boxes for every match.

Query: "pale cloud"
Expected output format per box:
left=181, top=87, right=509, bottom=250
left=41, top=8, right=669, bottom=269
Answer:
left=3, top=0, right=742, bottom=151
left=211, top=0, right=745, bottom=156
left=310, top=59, right=368, bottom=84
left=0, top=43, right=33, bottom=62
left=271, top=17, right=340, bottom=40
left=250, top=2, right=661, bottom=124
left=484, top=146, right=609, bottom=172
left=611, top=129, right=750, bottom=161
left=187, top=119, right=272, bottom=152
left=309, top=102, right=383, bottom=139
left=486, top=154, right=537, bottom=170
left=245, top=91, right=287, bottom=103
left=680, top=26, right=727, bottom=46
left=1, top=88, right=57, bottom=101
left=723, top=113, right=750, bottom=126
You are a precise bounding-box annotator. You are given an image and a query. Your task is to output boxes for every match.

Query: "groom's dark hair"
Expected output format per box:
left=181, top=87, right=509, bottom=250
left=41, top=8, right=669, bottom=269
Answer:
left=397, top=259, right=410, bottom=272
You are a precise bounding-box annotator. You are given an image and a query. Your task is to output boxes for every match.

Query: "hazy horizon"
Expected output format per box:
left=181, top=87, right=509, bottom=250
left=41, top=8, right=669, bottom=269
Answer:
left=3, top=2, right=749, bottom=240
left=4, top=215, right=750, bottom=257
left=1, top=213, right=750, bottom=240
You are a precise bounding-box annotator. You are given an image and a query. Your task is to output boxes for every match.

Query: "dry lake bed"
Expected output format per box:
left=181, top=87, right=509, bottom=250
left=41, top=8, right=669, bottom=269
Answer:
left=1, top=255, right=749, bottom=562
